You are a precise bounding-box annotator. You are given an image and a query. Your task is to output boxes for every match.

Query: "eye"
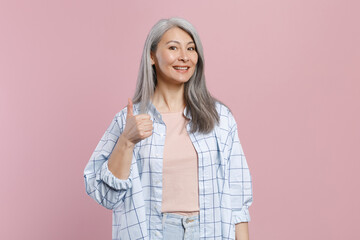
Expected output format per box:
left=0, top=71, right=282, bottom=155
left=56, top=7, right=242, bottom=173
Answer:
left=169, top=46, right=177, bottom=50
left=188, top=46, right=196, bottom=51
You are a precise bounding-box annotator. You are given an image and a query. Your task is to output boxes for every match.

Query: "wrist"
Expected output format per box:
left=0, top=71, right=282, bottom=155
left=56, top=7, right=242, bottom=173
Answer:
left=118, top=134, right=135, bottom=149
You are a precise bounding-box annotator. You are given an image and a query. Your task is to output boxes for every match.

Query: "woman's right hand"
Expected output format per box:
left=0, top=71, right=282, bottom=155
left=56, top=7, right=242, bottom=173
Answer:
left=121, top=98, right=153, bottom=145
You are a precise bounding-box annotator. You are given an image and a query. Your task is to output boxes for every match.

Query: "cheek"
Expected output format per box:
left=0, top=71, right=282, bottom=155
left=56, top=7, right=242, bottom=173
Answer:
left=192, top=53, right=199, bottom=65
left=158, top=52, right=176, bottom=67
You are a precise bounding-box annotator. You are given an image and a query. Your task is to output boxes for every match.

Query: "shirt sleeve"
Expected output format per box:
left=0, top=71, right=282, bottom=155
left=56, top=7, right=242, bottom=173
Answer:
left=83, top=111, right=134, bottom=210
left=227, top=113, right=253, bottom=224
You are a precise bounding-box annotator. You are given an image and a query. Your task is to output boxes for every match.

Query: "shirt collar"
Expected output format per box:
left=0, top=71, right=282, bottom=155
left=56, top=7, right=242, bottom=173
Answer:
left=144, top=101, right=192, bottom=122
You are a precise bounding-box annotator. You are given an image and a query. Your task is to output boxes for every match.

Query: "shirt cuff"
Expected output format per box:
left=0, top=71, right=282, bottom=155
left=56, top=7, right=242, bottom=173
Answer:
left=233, top=206, right=251, bottom=224
left=96, top=161, right=133, bottom=191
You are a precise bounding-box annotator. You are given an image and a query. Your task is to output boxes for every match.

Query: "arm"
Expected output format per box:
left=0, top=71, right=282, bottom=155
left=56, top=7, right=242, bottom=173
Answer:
left=227, top=113, right=253, bottom=237
left=83, top=99, right=153, bottom=210
left=108, top=99, right=153, bottom=179
left=83, top=112, right=133, bottom=210
left=235, top=222, right=249, bottom=240
left=107, top=134, right=135, bottom=180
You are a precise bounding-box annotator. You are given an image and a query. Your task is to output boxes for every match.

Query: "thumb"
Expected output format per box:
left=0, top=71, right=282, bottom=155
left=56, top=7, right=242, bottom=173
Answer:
left=127, top=98, right=134, bottom=118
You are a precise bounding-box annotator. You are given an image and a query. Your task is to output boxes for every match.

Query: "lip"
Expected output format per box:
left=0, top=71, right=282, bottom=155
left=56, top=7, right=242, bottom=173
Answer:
left=173, top=65, right=190, bottom=67
left=173, top=66, right=190, bottom=72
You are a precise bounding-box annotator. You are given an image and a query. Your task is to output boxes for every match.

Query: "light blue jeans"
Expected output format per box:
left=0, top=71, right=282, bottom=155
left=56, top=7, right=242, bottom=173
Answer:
left=162, top=213, right=200, bottom=240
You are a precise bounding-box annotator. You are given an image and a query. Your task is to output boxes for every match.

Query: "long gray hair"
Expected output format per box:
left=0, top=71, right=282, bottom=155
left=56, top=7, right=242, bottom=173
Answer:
left=133, top=17, right=221, bottom=134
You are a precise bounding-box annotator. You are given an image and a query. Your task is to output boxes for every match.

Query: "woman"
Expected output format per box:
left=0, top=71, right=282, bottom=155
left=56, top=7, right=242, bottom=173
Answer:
left=84, top=17, right=253, bottom=240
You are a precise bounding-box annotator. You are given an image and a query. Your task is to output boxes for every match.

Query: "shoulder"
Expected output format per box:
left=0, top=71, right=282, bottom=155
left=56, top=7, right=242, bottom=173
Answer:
left=214, top=101, right=237, bottom=131
left=215, top=101, right=232, bottom=117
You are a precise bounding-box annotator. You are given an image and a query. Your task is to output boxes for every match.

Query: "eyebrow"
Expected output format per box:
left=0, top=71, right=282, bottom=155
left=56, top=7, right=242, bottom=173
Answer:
left=165, top=40, right=195, bottom=45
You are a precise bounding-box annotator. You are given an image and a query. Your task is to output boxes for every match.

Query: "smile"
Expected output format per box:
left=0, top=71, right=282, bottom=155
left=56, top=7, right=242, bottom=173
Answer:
left=173, top=66, right=190, bottom=71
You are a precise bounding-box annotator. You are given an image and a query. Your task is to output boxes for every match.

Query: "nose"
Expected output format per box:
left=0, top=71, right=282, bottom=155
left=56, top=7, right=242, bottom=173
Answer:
left=178, top=49, right=189, bottom=62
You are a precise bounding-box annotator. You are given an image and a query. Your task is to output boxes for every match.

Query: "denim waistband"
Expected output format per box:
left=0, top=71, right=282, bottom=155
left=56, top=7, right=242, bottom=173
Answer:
left=162, top=213, right=199, bottom=228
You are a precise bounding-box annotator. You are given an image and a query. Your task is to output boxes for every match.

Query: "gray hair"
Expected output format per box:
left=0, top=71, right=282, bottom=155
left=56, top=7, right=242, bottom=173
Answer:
left=133, top=17, right=222, bottom=134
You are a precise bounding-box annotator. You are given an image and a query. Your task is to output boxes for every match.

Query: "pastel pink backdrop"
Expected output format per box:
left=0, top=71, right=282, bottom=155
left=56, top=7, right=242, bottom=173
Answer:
left=1, top=0, right=359, bottom=239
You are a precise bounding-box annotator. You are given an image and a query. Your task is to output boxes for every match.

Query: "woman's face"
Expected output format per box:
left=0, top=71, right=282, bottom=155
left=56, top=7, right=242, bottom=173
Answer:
left=151, top=27, right=198, bottom=85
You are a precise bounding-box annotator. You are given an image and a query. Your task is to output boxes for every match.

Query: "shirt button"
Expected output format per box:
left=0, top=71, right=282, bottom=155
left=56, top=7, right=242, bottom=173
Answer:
left=155, top=231, right=160, bottom=237
left=158, top=114, right=161, bottom=118
left=155, top=153, right=159, bottom=157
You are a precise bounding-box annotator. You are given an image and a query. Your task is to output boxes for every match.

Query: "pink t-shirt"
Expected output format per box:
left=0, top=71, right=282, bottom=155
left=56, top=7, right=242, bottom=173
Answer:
left=160, top=111, right=199, bottom=216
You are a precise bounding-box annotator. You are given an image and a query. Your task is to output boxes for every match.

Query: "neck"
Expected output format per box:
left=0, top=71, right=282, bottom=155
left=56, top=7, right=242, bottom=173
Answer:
left=152, top=80, right=186, bottom=113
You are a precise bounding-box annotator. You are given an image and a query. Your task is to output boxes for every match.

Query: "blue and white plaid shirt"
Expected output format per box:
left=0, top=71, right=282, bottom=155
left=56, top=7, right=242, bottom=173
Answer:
left=84, top=101, right=253, bottom=239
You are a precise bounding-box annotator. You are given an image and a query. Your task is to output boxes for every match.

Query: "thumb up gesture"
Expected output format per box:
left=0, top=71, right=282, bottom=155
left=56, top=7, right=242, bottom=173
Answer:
left=122, top=98, right=153, bottom=145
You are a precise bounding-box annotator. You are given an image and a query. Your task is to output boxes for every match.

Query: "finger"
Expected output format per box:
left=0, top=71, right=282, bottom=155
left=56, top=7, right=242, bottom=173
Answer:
left=127, top=98, right=134, bottom=118
left=140, top=124, right=153, bottom=132
left=141, top=121, right=153, bottom=128
left=136, top=120, right=153, bottom=128
left=141, top=120, right=153, bottom=126
left=146, top=128, right=154, bottom=134
left=135, top=114, right=152, bottom=120
left=141, top=130, right=153, bottom=139
left=137, top=122, right=153, bottom=131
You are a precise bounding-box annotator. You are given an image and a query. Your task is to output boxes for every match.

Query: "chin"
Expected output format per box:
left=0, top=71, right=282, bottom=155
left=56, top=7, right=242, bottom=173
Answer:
left=176, top=78, right=192, bottom=84
left=175, top=74, right=194, bottom=83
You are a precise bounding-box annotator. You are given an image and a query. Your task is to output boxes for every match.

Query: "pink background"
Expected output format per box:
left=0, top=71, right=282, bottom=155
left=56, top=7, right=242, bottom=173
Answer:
left=1, top=0, right=359, bottom=239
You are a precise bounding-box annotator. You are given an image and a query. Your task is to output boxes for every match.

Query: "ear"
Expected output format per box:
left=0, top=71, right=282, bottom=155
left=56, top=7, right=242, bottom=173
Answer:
left=150, top=52, right=155, bottom=65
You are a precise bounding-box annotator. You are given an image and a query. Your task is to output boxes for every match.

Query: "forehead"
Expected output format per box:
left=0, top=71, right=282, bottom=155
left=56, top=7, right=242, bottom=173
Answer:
left=159, top=27, right=194, bottom=44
